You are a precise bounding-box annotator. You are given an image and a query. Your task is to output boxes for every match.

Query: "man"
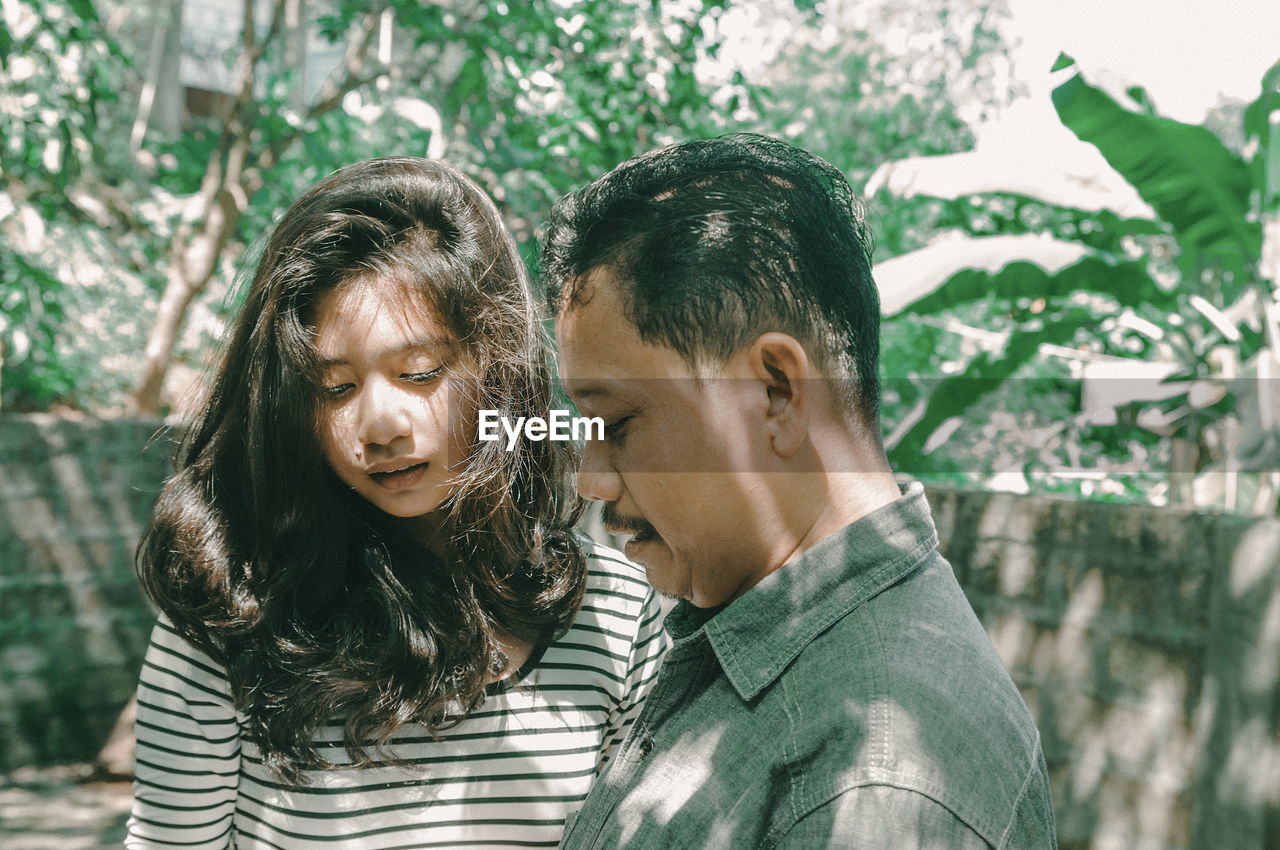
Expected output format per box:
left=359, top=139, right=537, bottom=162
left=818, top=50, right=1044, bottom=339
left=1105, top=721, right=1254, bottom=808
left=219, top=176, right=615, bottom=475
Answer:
left=543, top=133, right=1056, bottom=848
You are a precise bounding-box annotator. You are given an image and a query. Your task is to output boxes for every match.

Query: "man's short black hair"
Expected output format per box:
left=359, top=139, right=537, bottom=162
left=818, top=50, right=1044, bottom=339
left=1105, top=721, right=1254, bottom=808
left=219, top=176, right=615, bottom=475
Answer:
left=541, top=132, right=881, bottom=426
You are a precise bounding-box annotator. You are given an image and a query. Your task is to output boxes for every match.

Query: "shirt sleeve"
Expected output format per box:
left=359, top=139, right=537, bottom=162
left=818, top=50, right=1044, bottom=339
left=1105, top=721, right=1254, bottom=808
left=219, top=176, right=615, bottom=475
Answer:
left=774, top=785, right=995, bottom=850
left=597, top=586, right=668, bottom=770
left=125, top=618, right=241, bottom=849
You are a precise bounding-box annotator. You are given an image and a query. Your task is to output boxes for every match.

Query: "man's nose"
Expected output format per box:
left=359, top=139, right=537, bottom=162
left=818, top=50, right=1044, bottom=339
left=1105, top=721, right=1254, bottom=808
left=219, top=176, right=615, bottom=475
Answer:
left=577, top=441, right=623, bottom=503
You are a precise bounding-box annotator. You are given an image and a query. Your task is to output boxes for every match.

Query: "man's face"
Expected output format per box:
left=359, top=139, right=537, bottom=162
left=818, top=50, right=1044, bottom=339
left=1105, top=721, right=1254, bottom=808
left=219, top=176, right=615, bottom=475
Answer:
left=555, top=268, right=783, bottom=608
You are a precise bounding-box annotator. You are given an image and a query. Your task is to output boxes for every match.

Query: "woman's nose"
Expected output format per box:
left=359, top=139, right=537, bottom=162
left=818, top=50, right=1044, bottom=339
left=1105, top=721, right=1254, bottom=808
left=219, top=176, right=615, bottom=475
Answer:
left=356, top=379, right=414, bottom=449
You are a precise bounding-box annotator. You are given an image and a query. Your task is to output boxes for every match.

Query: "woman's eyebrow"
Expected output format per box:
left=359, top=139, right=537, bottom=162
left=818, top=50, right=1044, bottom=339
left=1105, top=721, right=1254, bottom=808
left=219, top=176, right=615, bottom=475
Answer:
left=318, top=335, right=455, bottom=369
left=387, top=335, right=455, bottom=358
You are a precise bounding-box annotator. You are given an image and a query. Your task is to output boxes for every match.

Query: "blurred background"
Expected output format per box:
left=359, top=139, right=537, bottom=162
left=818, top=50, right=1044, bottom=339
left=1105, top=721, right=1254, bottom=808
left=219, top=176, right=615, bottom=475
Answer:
left=2, top=1, right=1279, bottom=848
left=3, top=0, right=1277, bottom=513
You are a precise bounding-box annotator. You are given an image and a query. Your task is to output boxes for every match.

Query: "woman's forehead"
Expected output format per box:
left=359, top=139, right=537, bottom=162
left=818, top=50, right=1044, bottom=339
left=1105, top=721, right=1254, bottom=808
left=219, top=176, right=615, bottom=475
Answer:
left=313, top=277, right=451, bottom=353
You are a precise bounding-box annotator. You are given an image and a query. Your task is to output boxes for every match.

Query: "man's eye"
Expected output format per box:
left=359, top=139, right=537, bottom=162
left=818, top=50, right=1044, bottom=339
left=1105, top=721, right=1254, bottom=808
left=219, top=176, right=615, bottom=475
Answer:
left=603, top=416, right=631, bottom=443
left=403, top=367, right=444, bottom=384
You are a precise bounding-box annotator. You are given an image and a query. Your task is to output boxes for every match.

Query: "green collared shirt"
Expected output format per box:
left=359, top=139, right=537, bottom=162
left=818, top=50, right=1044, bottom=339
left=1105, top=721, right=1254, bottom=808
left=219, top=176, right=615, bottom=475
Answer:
left=560, top=483, right=1057, bottom=849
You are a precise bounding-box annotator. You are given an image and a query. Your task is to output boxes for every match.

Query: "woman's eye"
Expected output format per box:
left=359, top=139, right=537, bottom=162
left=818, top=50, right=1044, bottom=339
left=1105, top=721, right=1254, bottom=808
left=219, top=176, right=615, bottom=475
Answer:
left=403, top=366, right=444, bottom=385
left=323, top=383, right=354, bottom=399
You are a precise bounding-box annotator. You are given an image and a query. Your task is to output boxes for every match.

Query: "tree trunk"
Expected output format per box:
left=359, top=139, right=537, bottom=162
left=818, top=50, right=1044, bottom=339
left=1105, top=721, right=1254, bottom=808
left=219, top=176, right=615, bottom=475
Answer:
left=133, top=126, right=254, bottom=416
left=284, top=0, right=308, bottom=110
left=130, top=0, right=185, bottom=150
left=153, top=0, right=186, bottom=138
left=130, top=1, right=379, bottom=414
left=132, top=236, right=218, bottom=415
left=95, top=695, right=137, bottom=779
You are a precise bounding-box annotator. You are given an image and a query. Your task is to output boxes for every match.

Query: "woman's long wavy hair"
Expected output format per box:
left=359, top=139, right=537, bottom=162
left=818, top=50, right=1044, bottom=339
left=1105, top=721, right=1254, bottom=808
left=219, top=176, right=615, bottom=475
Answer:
left=137, top=157, right=586, bottom=784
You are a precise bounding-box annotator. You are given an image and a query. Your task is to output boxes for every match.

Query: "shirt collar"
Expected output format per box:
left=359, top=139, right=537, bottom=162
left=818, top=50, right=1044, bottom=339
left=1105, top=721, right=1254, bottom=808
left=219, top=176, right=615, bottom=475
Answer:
left=666, top=481, right=940, bottom=702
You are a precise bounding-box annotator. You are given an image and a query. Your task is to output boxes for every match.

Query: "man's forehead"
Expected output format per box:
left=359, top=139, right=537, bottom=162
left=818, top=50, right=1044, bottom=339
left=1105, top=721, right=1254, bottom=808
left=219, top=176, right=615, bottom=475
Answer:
left=554, top=271, right=628, bottom=364
left=555, top=265, right=721, bottom=395
left=555, top=266, right=613, bottom=319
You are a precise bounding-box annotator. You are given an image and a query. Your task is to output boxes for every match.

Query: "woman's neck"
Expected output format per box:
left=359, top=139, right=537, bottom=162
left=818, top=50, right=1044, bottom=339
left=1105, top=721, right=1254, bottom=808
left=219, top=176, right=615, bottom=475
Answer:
left=485, top=630, right=534, bottom=685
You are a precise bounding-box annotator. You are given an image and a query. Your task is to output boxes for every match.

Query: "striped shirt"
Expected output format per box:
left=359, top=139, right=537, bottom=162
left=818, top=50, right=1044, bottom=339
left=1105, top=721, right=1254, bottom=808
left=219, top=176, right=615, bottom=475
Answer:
left=125, top=543, right=665, bottom=849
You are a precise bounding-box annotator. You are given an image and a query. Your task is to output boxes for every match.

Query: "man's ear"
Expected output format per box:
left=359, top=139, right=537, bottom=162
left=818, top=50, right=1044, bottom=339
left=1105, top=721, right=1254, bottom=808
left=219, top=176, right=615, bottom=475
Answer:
left=749, top=333, right=810, bottom=458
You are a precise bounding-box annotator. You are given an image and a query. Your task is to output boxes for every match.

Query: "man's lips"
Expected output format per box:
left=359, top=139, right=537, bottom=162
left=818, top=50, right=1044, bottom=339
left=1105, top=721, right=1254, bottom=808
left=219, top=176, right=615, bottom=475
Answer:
left=367, top=461, right=429, bottom=490
left=609, top=524, right=658, bottom=542
left=603, top=504, right=658, bottom=544
left=618, top=525, right=660, bottom=562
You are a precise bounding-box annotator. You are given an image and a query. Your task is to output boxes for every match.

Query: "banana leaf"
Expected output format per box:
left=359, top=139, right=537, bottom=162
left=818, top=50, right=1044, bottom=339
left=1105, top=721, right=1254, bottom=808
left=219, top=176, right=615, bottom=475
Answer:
left=878, top=238, right=1175, bottom=318
left=1053, top=65, right=1259, bottom=261
left=887, top=305, right=1100, bottom=472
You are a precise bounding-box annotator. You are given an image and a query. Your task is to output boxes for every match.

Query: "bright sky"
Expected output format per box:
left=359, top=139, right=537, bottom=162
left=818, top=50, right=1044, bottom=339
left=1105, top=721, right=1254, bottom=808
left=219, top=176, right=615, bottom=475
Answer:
left=1007, top=0, right=1280, bottom=122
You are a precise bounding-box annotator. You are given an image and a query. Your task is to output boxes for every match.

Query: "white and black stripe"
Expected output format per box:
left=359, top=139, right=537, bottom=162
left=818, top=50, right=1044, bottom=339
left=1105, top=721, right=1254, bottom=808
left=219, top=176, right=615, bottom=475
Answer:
left=126, top=544, right=664, bottom=849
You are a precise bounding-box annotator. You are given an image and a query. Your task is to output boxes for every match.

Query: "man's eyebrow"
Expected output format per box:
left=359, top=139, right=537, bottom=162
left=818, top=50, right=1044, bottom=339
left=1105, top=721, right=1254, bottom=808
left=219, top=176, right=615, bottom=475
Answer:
left=318, top=335, right=454, bottom=369
left=563, top=381, right=631, bottom=410
left=564, top=382, right=606, bottom=400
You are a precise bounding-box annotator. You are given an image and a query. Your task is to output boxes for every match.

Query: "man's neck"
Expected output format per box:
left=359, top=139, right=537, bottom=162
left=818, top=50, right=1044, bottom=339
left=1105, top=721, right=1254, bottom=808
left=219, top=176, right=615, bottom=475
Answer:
left=789, top=469, right=902, bottom=561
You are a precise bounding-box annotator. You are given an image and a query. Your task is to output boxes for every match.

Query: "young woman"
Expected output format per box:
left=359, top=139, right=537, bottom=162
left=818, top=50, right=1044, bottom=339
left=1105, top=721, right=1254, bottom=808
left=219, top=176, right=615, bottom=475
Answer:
left=125, top=158, right=664, bottom=849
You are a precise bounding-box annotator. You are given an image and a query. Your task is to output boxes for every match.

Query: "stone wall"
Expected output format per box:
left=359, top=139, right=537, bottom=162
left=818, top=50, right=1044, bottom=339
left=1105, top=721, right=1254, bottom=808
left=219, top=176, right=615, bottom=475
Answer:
left=0, top=415, right=172, bottom=769
left=2, top=415, right=1278, bottom=848
left=927, top=489, right=1280, bottom=850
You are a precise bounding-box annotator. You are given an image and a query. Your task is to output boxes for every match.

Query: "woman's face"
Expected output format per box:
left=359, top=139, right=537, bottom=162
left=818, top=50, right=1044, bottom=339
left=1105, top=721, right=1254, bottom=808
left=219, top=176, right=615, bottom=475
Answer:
left=311, top=278, right=468, bottom=544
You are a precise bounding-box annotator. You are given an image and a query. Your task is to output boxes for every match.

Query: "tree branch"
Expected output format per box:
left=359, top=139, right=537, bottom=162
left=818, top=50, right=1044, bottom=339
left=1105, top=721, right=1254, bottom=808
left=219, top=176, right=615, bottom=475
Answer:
left=307, top=7, right=384, bottom=120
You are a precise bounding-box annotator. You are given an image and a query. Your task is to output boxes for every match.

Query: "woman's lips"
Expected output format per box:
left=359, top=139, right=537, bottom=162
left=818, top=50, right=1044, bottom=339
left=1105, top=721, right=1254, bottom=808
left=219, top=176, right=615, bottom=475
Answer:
left=369, top=462, right=428, bottom=490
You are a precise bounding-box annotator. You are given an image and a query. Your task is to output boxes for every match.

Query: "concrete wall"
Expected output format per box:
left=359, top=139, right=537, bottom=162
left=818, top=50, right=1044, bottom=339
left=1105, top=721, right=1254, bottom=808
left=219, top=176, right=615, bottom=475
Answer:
left=2, top=415, right=1278, bottom=848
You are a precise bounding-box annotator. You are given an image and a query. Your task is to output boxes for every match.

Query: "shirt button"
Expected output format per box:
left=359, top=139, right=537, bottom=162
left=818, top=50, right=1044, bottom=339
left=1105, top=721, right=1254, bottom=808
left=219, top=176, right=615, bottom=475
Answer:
left=638, top=735, right=654, bottom=757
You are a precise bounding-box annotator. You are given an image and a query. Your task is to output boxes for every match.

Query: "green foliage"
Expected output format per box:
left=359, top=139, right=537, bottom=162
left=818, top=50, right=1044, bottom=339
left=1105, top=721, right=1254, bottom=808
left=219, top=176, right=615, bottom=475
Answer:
left=405, top=0, right=733, bottom=242
left=0, top=0, right=115, bottom=188
left=900, top=255, right=1173, bottom=317
left=1053, top=73, right=1259, bottom=266
left=168, top=0, right=738, bottom=292
left=874, top=57, right=1280, bottom=512
left=0, top=0, right=144, bottom=411
left=6, top=0, right=1013, bottom=414
left=1, top=256, right=74, bottom=408
left=4, top=0, right=749, bottom=412
left=138, top=0, right=1010, bottom=415
left=755, top=0, right=1006, bottom=186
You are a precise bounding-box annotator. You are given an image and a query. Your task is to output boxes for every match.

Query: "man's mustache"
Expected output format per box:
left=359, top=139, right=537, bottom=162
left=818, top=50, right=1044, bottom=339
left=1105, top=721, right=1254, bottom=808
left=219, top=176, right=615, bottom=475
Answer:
left=602, top=503, right=657, bottom=537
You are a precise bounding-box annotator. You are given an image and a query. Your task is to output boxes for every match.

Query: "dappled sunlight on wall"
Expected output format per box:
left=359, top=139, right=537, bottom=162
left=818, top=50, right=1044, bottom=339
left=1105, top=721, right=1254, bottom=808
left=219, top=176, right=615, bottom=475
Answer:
left=929, top=488, right=1280, bottom=850
left=0, top=416, right=171, bottom=768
